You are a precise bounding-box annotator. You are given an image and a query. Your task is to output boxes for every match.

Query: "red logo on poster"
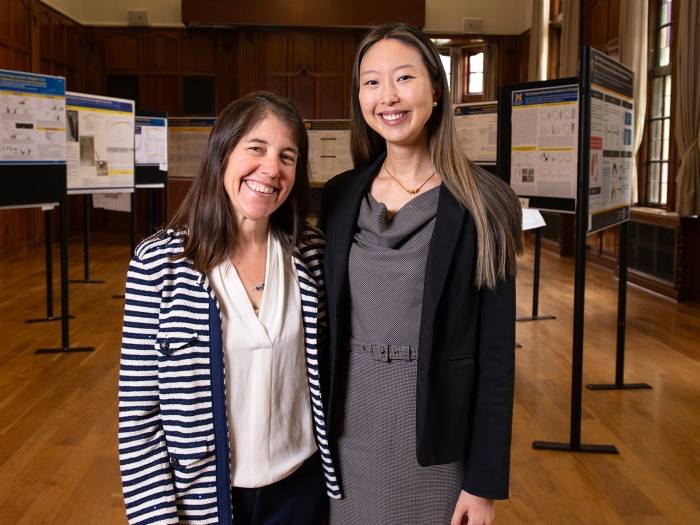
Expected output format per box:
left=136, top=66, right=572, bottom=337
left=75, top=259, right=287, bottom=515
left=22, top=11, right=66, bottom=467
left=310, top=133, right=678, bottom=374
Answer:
left=590, top=136, right=603, bottom=150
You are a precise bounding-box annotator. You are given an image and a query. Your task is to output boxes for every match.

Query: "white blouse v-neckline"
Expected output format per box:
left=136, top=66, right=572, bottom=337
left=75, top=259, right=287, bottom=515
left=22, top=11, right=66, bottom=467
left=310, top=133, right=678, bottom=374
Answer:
left=207, top=230, right=317, bottom=489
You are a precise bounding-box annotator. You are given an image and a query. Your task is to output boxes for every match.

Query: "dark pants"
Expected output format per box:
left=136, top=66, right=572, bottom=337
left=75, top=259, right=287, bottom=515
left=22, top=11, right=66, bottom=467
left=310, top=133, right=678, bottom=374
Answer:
left=231, top=450, right=328, bottom=525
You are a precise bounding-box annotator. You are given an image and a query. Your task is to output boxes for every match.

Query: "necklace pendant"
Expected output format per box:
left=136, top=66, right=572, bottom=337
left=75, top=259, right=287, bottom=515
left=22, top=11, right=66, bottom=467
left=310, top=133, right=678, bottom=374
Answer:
left=254, top=282, right=265, bottom=291
left=407, top=189, right=418, bottom=194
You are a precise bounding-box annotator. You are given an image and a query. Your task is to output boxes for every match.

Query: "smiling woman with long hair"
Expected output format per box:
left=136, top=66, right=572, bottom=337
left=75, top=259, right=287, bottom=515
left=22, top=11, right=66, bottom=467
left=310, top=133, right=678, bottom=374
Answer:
left=320, top=24, right=523, bottom=525
left=118, top=91, right=339, bottom=525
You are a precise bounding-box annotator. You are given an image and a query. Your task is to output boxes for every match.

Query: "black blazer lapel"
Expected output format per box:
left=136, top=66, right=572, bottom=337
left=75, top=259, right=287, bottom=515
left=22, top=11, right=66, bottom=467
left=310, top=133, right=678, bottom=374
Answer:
left=418, top=185, right=467, bottom=367
left=415, top=185, right=466, bottom=458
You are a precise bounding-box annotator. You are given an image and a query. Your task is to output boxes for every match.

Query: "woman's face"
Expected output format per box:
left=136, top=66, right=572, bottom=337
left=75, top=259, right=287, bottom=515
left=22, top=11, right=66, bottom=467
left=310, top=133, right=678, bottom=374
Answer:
left=358, top=38, right=438, bottom=149
left=223, top=114, right=298, bottom=226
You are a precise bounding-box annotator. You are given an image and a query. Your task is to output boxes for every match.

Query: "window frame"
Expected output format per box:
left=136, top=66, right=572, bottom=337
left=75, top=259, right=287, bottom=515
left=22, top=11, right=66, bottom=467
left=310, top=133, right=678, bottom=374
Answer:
left=462, top=47, right=486, bottom=103
left=639, top=0, right=677, bottom=210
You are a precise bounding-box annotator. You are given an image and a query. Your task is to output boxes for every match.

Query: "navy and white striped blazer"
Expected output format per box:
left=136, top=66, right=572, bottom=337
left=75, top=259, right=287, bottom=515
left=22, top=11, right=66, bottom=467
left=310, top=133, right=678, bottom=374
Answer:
left=118, top=227, right=340, bottom=525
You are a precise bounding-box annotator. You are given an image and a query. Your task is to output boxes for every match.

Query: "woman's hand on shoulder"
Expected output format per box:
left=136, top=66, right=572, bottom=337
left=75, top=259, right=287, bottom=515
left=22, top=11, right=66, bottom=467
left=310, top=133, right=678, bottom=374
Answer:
left=451, top=490, right=495, bottom=525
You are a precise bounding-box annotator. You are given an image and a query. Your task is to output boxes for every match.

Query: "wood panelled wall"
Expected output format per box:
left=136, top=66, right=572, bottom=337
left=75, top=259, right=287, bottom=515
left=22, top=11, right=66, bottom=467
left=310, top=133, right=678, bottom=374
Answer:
left=1, top=0, right=530, bottom=253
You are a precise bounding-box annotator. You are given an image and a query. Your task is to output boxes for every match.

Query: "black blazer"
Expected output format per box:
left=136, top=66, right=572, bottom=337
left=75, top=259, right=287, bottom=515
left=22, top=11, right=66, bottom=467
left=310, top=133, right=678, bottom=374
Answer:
left=319, top=155, right=516, bottom=500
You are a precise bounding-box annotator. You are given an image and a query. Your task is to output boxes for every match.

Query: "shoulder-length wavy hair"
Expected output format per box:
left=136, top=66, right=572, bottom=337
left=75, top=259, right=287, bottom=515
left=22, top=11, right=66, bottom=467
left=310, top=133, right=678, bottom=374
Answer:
left=167, top=90, right=309, bottom=273
left=351, top=23, right=523, bottom=288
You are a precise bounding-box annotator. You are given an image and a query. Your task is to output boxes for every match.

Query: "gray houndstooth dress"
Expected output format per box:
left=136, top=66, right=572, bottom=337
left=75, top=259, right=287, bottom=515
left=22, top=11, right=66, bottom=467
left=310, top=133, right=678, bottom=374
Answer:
left=328, top=186, right=466, bottom=525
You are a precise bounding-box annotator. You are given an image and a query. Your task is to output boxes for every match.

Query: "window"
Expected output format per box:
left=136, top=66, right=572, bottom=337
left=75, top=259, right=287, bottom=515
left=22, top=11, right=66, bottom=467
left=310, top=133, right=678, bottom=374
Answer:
left=439, top=52, right=451, bottom=89
left=645, top=0, right=673, bottom=206
left=466, top=52, right=484, bottom=94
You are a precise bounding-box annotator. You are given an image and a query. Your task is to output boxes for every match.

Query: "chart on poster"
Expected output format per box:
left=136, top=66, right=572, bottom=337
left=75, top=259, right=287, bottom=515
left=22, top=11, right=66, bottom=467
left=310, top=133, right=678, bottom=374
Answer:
left=65, top=92, right=135, bottom=193
left=454, top=102, right=498, bottom=165
left=168, top=117, right=215, bottom=180
left=135, top=116, right=168, bottom=168
left=586, top=49, right=634, bottom=233
left=509, top=85, right=579, bottom=202
left=305, top=120, right=352, bottom=184
left=0, top=69, right=66, bottom=164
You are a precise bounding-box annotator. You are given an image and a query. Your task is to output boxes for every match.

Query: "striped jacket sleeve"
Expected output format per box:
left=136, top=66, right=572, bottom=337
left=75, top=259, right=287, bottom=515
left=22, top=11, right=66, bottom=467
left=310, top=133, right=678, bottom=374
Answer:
left=119, top=245, right=179, bottom=525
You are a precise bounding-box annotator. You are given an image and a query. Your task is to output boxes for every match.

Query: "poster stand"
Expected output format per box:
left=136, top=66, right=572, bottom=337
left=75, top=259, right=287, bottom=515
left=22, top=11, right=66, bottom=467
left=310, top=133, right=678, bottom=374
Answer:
left=533, top=46, right=643, bottom=454
left=586, top=220, right=652, bottom=391
left=498, top=78, right=578, bottom=330
left=130, top=110, right=169, bottom=252
left=1, top=165, right=94, bottom=354
left=1, top=68, right=93, bottom=353
left=69, top=194, right=105, bottom=284
left=24, top=206, right=74, bottom=323
left=516, top=227, right=556, bottom=322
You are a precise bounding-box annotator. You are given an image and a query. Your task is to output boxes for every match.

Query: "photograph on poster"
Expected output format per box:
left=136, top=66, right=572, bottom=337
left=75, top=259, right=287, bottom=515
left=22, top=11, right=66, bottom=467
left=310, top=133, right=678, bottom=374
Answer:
left=510, top=85, right=579, bottom=201
left=168, top=117, right=215, bottom=179
left=305, top=120, right=352, bottom=183
left=65, top=92, right=135, bottom=193
left=0, top=69, right=66, bottom=164
left=453, top=102, right=498, bottom=165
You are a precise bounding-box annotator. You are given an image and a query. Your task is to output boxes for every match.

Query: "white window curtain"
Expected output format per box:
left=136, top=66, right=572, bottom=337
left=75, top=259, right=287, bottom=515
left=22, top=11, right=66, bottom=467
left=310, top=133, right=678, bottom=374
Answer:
left=674, top=0, right=700, bottom=216
left=528, top=0, right=550, bottom=81
left=619, top=0, right=648, bottom=205
left=559, top=0, right=581, bottom=78
left=483, top=43, right=499, bottom=101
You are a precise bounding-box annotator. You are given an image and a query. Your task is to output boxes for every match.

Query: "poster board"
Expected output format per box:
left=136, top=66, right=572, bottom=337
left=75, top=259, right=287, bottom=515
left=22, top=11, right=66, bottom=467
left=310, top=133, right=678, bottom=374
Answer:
left=168, top=117, right=215, bottom=180
left=1, top=69, right=67, bottom=207
left=453, top=102, right=498, bottom=166
left=583, top=48, right=634, bottom=233
left=305, top=120, right=352, bottom=185
left=65, top=92, right=135, bottom=194
left=1, top=69, right=66, bottom=165
left=498, top=78, right=579, bottom=213
left=135, top=110, right=168, bottom=187
left=135, top=115, right=167, bottom=168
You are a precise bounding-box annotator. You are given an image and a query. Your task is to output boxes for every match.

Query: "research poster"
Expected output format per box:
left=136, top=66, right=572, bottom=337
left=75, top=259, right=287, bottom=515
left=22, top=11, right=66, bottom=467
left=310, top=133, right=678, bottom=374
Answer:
left=305, top=120, right=352, bottom=184
left=454, top=102, right=498, bottom=165
left=65, top=92, right=135, bottom=193
left=0, top=69, right=66, bottom=164
left=168, top=117, right=215, bottom=180
left=135, top=116, right=168, bottom=168
left=586, top=49, right=634, bottom=233
left=510, top=85, right=579, bottom=203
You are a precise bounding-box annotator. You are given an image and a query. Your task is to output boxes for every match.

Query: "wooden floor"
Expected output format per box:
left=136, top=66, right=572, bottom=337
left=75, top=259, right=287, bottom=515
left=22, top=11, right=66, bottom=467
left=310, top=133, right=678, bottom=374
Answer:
left=0, top=232, right=699, bottom=524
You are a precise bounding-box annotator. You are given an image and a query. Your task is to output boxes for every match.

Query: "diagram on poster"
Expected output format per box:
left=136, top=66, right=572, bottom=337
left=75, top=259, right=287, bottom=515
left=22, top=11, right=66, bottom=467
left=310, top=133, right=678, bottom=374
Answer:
left=65, top=92, right=134, bottom=193
left=587, top=49, right=634, bottom=232
left=510, top=85, right=578, bottom=201
left=454, top=102, right=498, bottom=165
left=168, top=118, right=215, bottom=180
left=135, top=116, right=167, bottom=168
left=1, top=69, right=66, bottom=164
left=305, top=120, right=352, bottom=183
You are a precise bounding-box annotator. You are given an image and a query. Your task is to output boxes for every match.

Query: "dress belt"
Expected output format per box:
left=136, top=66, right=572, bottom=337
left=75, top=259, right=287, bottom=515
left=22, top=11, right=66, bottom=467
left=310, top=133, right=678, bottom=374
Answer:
left=349, top=338, right=418, bottom=362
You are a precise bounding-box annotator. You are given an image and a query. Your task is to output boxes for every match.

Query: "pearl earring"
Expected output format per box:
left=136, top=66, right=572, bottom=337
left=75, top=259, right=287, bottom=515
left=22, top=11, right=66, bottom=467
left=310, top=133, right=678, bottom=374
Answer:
left=432, top=101, right=438, bottom=107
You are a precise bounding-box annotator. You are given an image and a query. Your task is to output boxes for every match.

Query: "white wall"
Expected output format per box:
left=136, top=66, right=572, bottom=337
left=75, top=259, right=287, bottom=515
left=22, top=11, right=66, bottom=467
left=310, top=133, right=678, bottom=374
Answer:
left=43, top=0, right=185, bottom=27
left=42, top=0, right=533, bottom=34
left=425, top=0, right=531, bottom=35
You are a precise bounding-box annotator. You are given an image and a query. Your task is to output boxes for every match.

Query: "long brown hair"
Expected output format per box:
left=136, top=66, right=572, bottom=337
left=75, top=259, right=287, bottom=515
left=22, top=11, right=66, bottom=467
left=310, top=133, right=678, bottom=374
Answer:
left=351, top=24, right=523, bottom=288
left=167, top=91, right=309, bottom=273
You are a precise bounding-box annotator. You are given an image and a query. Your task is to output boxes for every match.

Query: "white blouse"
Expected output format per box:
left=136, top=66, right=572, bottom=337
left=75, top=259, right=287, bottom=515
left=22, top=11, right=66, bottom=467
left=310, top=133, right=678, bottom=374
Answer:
left=207, top=231, right=317, bottom=488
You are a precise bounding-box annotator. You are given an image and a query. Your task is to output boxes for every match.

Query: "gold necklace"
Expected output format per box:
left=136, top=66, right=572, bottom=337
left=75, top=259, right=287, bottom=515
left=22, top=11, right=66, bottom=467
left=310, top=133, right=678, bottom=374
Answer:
left=234, top=260, right=265, bottom=291
left=384, top=164, right=436, bottom=195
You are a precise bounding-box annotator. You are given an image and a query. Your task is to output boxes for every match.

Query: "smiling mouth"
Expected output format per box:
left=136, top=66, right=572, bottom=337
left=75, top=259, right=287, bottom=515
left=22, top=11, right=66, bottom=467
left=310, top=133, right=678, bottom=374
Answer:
left=244, top=180, right=275, bottom=194
left=381, top=112, right=407, bottom=122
